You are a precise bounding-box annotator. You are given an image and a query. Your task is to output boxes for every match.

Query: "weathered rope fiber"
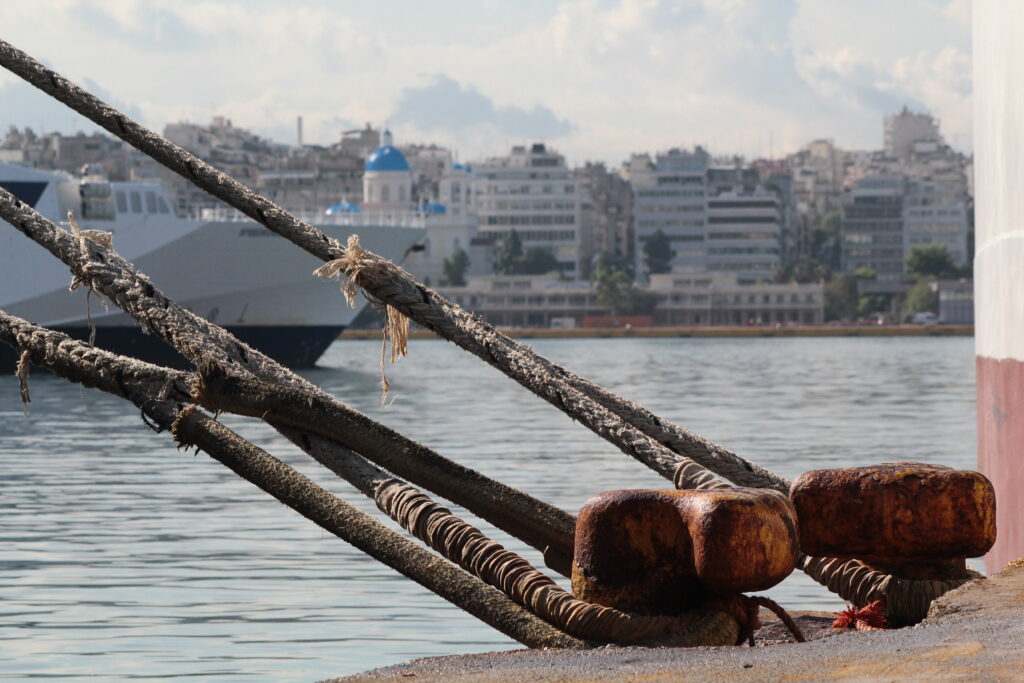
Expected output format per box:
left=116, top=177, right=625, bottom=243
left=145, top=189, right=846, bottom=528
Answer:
left=0, top=311, right=584, bottom=649
left=800, top=555, right=981, bottom=626
left=0, top=39, right=975, bottom=624
left=0, top=189, right=576, bottom=573
left=376, top=480, right=741, bottom=646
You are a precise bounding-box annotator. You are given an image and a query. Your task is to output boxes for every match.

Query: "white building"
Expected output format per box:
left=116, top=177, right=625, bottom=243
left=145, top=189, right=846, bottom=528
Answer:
left=473, top=143, right=582, bottom=279
left=362, top=130, right=414, bottom=211
left=625, top=147, right=709, bottom=279
left=705, top=190, right=782, bottom=283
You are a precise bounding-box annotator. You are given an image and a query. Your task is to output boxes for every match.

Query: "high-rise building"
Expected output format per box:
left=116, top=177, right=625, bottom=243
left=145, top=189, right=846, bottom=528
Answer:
left=625, top=147, right=709, bottom=278
left=903, top=180, right=969, bottom=267
left=705, top=190, right=783, bottom=283
left=884, top=107, right=942, bottom=161
left=841, top=176, right=906, bottom=280
left=473, top=143, right=581, bottom=279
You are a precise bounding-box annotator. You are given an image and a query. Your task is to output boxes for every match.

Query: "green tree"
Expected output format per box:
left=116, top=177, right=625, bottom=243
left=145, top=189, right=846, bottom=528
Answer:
left=905, top=244, right=958, bottom=280
left=907, top=279, right=938, bottom=313
left=825, top=267, right=876, bottom=321
left=643, top=228, right=675, bottom=275
left=440, top=247, right=469, bottom=286
left=792, top=255, right=830, bottom=283
left=591, top=262, right=657, bottom=315
left=517, top=247, right=560, bottom=275
left=494, top=230, right=523, bottom=275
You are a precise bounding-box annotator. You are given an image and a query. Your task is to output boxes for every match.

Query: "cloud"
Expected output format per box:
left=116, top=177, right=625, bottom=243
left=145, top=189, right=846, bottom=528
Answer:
left=0, top=0, right=974, bottom=163
left=0, top=76, right=144, bottom=137
left=390, top=75, right=573, bottom=141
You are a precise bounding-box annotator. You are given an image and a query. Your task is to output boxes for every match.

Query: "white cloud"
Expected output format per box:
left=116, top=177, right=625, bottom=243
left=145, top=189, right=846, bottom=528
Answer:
left=0, top=0, right=972, bottom=165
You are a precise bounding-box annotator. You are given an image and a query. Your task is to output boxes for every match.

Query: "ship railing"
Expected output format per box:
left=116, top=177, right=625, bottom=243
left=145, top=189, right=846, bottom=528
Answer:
left=194, top=206, right=428, bottom=228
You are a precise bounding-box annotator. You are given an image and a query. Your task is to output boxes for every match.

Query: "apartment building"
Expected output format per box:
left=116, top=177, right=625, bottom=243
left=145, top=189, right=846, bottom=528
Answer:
left=473, top=143, right=582, bottom=279
left=841, top=176, right=906, bottom=280
left=626, top=147, right=710, bottom=279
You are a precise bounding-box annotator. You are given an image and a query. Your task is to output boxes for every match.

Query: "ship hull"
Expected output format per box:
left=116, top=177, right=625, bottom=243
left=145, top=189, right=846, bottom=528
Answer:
left=0, top=323, right=344, bottom=370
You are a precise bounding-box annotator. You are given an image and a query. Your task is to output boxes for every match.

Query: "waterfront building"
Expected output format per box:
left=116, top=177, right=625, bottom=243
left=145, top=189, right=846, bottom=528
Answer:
left=841, top=175, right=906, bottom=280
left=625, top=147, right=710, bottom=279
left=903, top=180, right=970, bottom=267
left=705, top=189, right=783, bottom=283
left=932, top=279, right=973, bottom=324
left=435, top=272, right=823, bottom=329
left=404, top=162, right=491, bottom=286
left=648, top=273, right=823, bottom=326
left=473, top=143, right=582, bottom=279
left=575, top=162, right=632, bottom=279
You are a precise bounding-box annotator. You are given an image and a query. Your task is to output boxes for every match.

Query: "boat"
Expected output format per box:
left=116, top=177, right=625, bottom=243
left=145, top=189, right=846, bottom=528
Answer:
left=0, top=162, right=425, bottom=368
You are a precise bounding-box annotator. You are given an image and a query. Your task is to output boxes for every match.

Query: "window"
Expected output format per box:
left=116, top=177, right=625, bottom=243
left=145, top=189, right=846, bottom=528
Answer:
left=157, top=197, right=170, bottom=214
left=145, top=192, right=158, bottom=213
left=129, top=191, right=142, bottom=213
left=115, top=191, right=127, bottom=213
left=381, top=185, right=390, bottom=202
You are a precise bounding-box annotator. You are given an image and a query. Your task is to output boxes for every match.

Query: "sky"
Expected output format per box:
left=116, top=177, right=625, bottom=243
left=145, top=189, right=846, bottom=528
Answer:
left=0, top=0, right=972, bottom=166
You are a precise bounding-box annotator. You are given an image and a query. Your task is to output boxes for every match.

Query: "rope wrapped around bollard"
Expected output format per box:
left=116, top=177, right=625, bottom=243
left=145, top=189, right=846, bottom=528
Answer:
left=0, top=36, right=988, bottom=631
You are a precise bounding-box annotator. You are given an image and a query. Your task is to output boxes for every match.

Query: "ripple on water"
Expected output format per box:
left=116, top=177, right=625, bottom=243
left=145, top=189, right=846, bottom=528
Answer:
left=0, top=336, right=977, bottom=679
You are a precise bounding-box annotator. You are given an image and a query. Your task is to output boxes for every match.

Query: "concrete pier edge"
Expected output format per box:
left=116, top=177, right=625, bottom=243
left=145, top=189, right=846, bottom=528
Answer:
left=335, top=559, right=1024, bottom=682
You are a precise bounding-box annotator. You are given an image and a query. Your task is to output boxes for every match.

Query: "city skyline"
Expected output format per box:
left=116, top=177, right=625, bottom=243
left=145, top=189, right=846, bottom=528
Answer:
left=1, top=0, right=972, bottom=165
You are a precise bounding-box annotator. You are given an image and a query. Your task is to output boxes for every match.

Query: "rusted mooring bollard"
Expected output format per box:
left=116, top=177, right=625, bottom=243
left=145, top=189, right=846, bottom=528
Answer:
left=572, top=488, right=799, bottom=617
left=790, top=462, right=996, bottom=581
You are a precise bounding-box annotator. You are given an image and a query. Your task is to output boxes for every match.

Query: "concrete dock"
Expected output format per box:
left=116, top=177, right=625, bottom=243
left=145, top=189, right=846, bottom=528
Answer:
left=337, top=560, right=1024, bottom=682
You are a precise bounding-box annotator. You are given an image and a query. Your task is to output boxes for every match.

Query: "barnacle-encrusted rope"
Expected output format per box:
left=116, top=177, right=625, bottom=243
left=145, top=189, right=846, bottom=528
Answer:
left=0, top=188, right=577, bottom=572
left=0, top=38, right=772, bottom=491
left=0, top=312, right=585, bottom=649
left=375, top=479, right=741, bottom=646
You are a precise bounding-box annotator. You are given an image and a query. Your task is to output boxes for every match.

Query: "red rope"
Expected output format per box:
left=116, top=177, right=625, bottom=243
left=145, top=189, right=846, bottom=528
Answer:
left=833, top=599, right=887, bottom=630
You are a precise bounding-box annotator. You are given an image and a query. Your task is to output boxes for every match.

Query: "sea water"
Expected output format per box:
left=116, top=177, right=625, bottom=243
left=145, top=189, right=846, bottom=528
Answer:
left=0, top=335, right=977, bottom=680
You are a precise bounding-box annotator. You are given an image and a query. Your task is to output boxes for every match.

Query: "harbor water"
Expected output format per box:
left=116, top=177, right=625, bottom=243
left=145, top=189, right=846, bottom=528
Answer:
left=0, top=335, right=977, bottom=680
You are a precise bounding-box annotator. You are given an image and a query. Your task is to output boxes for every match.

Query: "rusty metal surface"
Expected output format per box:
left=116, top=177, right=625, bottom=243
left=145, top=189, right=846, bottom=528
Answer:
left=790, top=463, right=996, bottom=563
left=571, top=488, right=798, bottom=614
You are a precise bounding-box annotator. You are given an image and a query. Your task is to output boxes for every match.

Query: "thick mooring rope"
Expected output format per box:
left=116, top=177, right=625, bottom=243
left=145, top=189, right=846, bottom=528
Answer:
left=376, top=480, right=742, bottom=646
left=0, top=190, right=577, bottom=574
left=0, top=312, right=585, bottom=649
left=0, top=39, right=979, bottom=626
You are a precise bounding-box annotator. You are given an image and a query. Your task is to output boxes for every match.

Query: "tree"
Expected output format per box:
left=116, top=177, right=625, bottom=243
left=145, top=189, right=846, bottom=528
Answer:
left=517, top=247, right=560, bottom=275
left=643, top=229, right=675, bottom=275
left=440, top=247, right=469, bottom=287
left=824, top=267, right=876, bottom=321
left=907, top=279, right=937, bottom=313
left=591, top=262, right=657, bottom=315
left=494, top=230, right=523, bottom=275
left=906, top=244, right=958, bottom=280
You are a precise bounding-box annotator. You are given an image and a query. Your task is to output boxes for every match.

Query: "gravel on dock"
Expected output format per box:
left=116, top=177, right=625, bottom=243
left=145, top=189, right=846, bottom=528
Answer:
left=333, top=560, right=1024, bottom=682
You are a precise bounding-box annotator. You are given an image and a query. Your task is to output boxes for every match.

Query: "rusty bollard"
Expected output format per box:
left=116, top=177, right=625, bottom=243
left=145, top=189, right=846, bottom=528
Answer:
left=790, top=462, right=996, bottom=580
left=572, top=488, right=799, bottom=616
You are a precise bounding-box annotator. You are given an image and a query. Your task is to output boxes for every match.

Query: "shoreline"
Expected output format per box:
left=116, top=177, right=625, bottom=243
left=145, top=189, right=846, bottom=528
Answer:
left=340, top=324, right=973, bottom=341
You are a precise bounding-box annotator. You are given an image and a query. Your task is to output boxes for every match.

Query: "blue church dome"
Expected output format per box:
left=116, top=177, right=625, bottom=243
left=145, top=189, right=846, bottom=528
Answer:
left=365, top=145, right=410, bottom=172
left=326, top=200, right=361, bottom=214
left=421, top=200, right=447, bottom=215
